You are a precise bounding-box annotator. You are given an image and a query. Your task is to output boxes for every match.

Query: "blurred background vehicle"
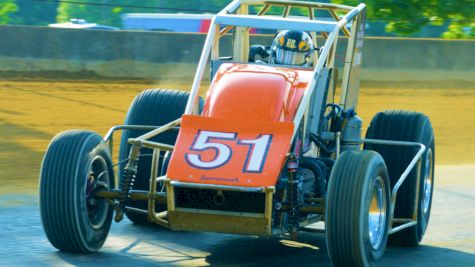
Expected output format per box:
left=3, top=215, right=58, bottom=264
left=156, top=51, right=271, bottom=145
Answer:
left=121, top=13, right=213, bottom=32
left=49, top=18, right=118, bottom=30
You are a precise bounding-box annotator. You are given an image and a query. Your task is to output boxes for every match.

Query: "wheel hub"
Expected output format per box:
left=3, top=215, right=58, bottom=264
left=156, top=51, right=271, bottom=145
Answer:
left=368, top=175, right=387, bottom=250
left=86, top=156, right=110, bottom=229
left=422, top=148, right=433, bottom=215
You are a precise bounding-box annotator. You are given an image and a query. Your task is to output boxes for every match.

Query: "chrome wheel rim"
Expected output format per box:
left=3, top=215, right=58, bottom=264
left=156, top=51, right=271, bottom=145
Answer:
left=86, top=155, right=110, bottom=229
left=368, top=176, right=387, bottom=250
left=422, top=148, right=433, bottom=215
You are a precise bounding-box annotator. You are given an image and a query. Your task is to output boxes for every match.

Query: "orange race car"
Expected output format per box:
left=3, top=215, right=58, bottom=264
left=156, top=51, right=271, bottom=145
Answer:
left=39, top=1, right=435, bottom=266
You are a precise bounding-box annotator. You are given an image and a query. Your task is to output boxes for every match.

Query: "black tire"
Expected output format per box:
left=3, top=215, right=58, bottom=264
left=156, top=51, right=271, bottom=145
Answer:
left=326, top=150, right=390, bottom=267
left=39, top=130, right=115, bottom=253
left=300, top=158, right=327, bottom=198
left=365, top=110, right=435, bottom=246
left=119, top=89, right=201, bottom=224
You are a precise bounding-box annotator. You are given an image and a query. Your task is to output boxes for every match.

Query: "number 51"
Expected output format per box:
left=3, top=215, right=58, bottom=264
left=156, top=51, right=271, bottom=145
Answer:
left=185, top=130, right=273, bottom=173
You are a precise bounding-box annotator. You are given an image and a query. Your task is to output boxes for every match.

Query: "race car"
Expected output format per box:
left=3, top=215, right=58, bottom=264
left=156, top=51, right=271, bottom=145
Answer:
left=39, top=1, right=435, bottom=266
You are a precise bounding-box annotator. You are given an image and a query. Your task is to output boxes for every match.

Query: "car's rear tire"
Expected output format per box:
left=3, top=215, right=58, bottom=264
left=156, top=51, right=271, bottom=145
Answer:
left=365, top=110, right=435, bottom=246
left=39, top=130, right=114, bottom=253
left=119, top=89, right=200, bottom=224
left=326, top=150, right=390, bottom=267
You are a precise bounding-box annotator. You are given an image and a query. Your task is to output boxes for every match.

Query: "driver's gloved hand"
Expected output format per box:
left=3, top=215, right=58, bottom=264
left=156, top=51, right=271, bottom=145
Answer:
left=249, top=45, right=270, bottom=62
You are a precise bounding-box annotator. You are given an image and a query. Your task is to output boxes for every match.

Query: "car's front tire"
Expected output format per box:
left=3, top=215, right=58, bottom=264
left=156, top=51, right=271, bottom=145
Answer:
left=326, top=150, right=390, bottom=267
left=39, top=130, right=114, bottom=253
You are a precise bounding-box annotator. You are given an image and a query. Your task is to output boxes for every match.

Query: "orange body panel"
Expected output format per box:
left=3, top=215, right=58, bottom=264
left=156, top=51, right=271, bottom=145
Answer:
left=167, top=115, right=294, bottom=187
left=202, top=63, right=313, bottom=122
left=168, top=63, right=313, bottom=187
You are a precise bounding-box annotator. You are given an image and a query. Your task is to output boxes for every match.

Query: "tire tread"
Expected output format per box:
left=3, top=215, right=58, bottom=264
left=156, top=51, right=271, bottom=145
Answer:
left=326, top=150, right=390, bottom=267
left=118, top=89, right=201, bottom=224
left=40, top=130, right=113, bottom=253
left=365, top=110, right=435, bottom=246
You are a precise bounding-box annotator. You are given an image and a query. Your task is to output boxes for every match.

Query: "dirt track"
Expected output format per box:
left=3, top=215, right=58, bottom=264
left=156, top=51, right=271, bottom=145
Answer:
left=0, top=164, right=474, bottom=266
left=0, top=81, right=474, bottom=194
left=0, top=81, right=474, bottom=265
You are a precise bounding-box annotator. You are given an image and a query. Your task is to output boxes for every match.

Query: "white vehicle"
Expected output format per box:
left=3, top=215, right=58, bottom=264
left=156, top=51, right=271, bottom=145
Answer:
left=49, top=19, right=118, bottom=30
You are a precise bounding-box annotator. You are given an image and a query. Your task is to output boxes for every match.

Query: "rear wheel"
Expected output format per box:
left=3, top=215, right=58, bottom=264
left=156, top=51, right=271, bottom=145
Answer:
left=326, top=150, right=390, bottom=267
left=119, top=89, right=200, bottom=224
left=40, top=130, right=114, bottom=253
left=365, top=110, right=435, bottom=246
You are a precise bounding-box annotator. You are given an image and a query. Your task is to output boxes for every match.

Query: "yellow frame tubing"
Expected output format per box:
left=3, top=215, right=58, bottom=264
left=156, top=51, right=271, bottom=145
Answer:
left=100, top=0, right=368, bottom=235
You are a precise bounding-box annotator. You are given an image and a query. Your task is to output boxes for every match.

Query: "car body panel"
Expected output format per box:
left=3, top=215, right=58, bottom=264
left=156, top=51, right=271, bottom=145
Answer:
left=167, top=114, right=294, bottom=187
left=202, top=63, right=313, bottom=122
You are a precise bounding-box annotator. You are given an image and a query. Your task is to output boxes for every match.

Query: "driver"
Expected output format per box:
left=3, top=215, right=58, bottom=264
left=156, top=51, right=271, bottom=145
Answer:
left=270, top=30, right=315, bottom=66
left=249, top=30, right=315, bottom=67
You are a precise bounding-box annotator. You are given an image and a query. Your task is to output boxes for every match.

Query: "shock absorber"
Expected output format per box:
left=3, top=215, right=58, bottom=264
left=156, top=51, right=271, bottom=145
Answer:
left=287, top=153, right=300, bottom=240
left=115, top=140, right=141, bottom=222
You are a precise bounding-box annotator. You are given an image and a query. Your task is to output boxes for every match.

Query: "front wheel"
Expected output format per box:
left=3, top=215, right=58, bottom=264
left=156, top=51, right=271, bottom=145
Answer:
left=365, top=110, right=435, bottom=246
left=326, top=150, right=391, bottom=267
left=39, top=130, right=115, bottom=253
left=119, top=89, right=202, bottom=224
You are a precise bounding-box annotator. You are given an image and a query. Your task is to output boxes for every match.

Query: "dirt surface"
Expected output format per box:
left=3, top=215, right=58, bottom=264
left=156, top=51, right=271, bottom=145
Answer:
left=0, top=164, right=473, bottom=266
left=0, top=80, right=474, bottom=193
left=0, top=80, right=474, bottom=266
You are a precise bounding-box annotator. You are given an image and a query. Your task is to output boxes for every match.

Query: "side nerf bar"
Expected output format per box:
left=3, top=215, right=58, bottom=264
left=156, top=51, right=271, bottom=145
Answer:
left=362, top=138, right=426, bottom=234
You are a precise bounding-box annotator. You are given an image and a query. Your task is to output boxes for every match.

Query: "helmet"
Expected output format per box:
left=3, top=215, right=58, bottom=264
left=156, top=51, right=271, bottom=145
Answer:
left=270, top=30, right=315, bottom=66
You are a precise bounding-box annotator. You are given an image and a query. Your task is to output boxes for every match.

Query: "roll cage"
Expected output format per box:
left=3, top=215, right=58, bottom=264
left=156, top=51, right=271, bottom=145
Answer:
left=110, top=0, right=366, bottom=148
left=100, top=0, right=427, bottom=243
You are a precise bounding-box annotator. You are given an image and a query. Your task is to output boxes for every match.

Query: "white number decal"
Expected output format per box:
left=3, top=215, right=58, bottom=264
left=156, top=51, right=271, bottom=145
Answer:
left=238, top=134, right=272, bottom=173
left=185, top=131, right=273, bottom=173
left=185, top=130, right=236, bottom=169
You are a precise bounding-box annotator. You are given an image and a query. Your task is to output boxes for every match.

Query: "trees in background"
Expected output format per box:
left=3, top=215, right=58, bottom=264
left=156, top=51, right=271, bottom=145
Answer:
left=1, top=0, right=59, bottom=25
left=332, top=0, right=474, bottom=38
left=56, top=0, right=227, bottom=27
left=0, top=0, right=17, bottom=24
left=11, top=0, right=58, bottom=25
left=57, top=0, right=117, bottom=27
left=0, top=0, right=473, bottom=38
